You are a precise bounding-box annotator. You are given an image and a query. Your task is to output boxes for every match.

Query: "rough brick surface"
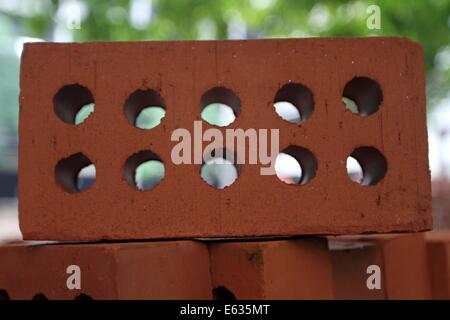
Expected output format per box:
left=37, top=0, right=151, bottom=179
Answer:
left=426, top=231, right=450, bottom=299
left=330, top=233, right=431, bottom=299
left=19, top=37, right=431, bottom=240
left=209, top=238, right=334, bottom=299
left=0, top=241, right=211, bottom=300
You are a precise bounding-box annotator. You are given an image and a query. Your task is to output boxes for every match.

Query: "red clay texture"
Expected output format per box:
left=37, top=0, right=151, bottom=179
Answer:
left=426, top=231, right=450, bottom=299
left=330, top=233, right=431, bottom=300
left=0, top=241, right=211, bottom=300
left=19, top=37, right=431, bottom=240
left=208, top=238, right=334, bottom=299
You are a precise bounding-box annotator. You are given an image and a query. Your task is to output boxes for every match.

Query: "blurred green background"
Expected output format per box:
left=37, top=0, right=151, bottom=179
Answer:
left=0, top=0, right=450, bottom=180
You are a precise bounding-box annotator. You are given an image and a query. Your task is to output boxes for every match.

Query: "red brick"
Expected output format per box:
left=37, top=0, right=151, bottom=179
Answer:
left=19, top=38, right=431, bottom=240
left=330, top=233, right=431, bottom=299
left=0, top=241, right=211, bottom=300
left=208, top=238, right=333, bottom=299
left=426, top=231, right=450, bottom=299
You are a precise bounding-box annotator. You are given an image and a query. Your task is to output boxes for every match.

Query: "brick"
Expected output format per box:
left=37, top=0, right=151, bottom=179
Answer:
left=19, top=38, right=431, bottom=240
left=330, top=233, right=431, bottom=299
left=426, top=231, right=450, bottom=299
left=0, top=241, right=211, bottom=300
left=208, top=238, right=334, bottom=299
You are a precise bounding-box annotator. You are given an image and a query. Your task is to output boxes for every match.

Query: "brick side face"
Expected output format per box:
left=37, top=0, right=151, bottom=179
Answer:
left=0, top=241, right=212, bottom=299
left=331, top=234, right=431, bottom=300
left=19, top=38, right=431, bottom=240
left=209, top=239, right=334, bottom=299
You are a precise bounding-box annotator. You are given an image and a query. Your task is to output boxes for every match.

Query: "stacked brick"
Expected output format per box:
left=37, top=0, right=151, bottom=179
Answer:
left=426, top=232, right=450, bottom=299
left=1, top=37, right=443, bottom=300
left=330, top=234, right=431, bottom=299
left=3, top=234, right=450, bottom=299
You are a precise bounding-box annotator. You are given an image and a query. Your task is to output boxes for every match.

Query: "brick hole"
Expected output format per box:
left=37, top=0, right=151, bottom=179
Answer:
left=342, top=77, right=382, bottom=116
left=74, top=293, right=93, bottom=300
left=200, top=87, right=240, bottom=127
left=54, top=84, right=94, bottom=125
left=275, top=145, right=317, bottom=185
left=75, top=103, right=95, bottom=125
left=124, top=89, right=166, bottom=130
left=32, top=293, right=48, bottom=300
left=0, top=289, right=10, bottom=300
left=273, top=83, right=314, bottom=124
left=55, top=153, right=96, bottom=193
left=346, top=156, right=364, bottom=184
left=212, top=286, right=236, bottom=300
left=347, top=146, right=387, bottom=186
left=200, top=148, right=240, bottom=189
left=124, top=150, right=165, bottom=191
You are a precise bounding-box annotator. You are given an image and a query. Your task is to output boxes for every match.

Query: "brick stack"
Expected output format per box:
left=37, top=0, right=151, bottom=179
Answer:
left=1, top=37, right=442, bottom=300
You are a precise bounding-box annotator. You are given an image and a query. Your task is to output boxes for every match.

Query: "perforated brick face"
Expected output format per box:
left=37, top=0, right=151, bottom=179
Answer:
left=19, top=38, right=431, bottom=240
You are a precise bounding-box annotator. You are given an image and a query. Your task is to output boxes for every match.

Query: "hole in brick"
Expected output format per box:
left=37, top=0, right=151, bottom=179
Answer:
left=200, top=148, right=240, bottom=189
left=275, top=146, right=317, bottom=185
left=75, top=103, right=95, bottom=125
left=76, top=164, right=96, bottom=192
left=124, top=150, right=165, bottom=191
left=346, top=156, right=364, bottom=184
left=54, top=84, right=94, bottom=125
left=342, top=97, right=358, bottom=114
left=32, top=293, right=48, bottom=300
left=0, top=289, right=10, bottom=300
left=136, top=106, right=166, bottom=130
left=55, top=153, right=96, bottom=193
left=347, top=147, right=387, bottom=186
left=342, top=77, right=382, bottom=116
left=273, top=102, right=301, bottom=124
left=273, top=83, right=314, bottom=124
left=74, top=293, right=93, bottom=300
left=213, top=286, right=236, bottom=300
left=201, top=104, right=236, bottom=127
left=124, top=89, right=166, bottom=130
left=200, top=87, right=240, bottom=127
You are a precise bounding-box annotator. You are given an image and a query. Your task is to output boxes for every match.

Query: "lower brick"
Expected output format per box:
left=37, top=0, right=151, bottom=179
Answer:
left=426, top=231, right=450, bottom=299
left=330, top=233, right=431, bottom=299
left=208, top=238, right=334, bottom=299
left=0, top=240, right=211, bottom=300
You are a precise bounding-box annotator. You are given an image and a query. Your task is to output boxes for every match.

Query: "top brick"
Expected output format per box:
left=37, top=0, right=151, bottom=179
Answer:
left=19, top=37, right=431, bottom=241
